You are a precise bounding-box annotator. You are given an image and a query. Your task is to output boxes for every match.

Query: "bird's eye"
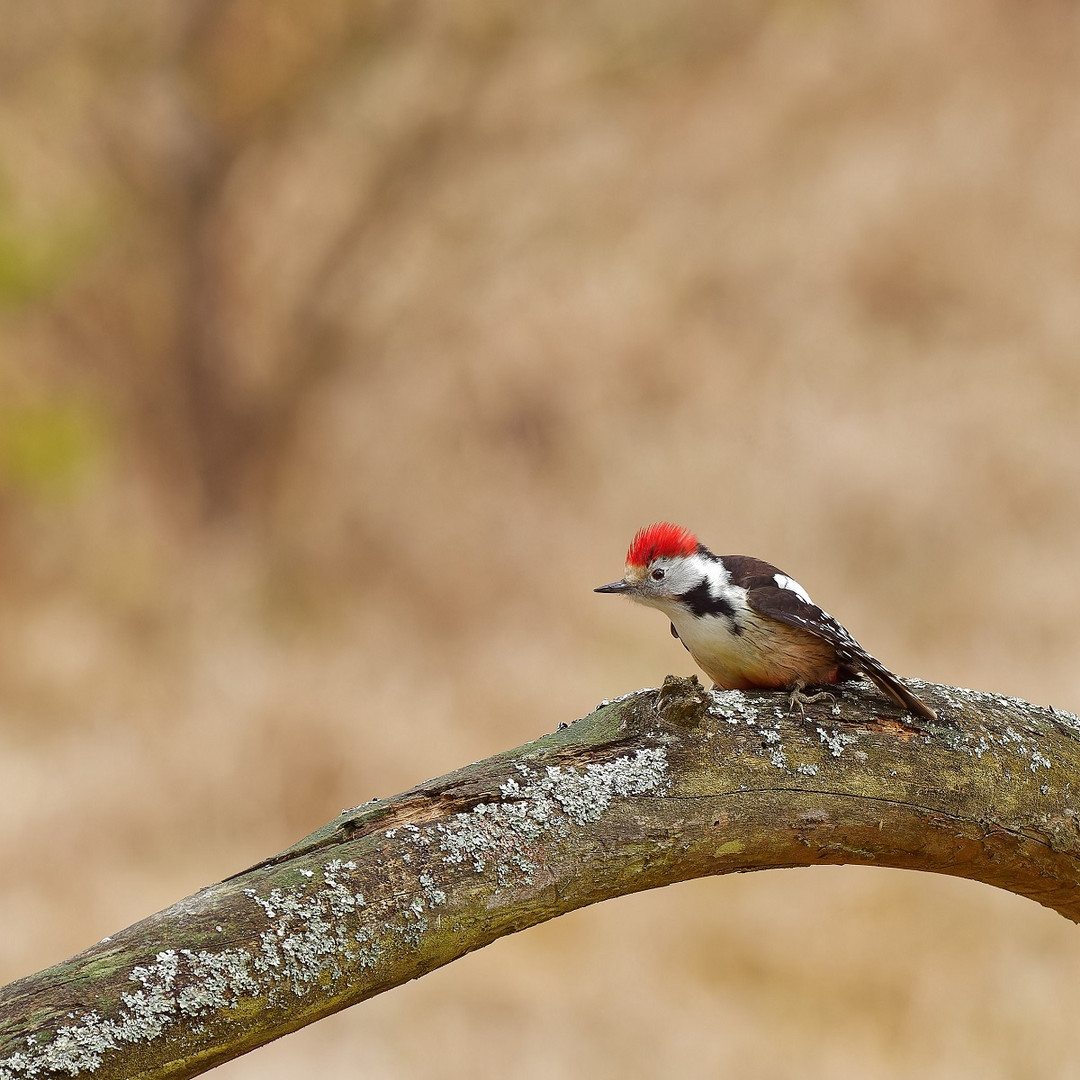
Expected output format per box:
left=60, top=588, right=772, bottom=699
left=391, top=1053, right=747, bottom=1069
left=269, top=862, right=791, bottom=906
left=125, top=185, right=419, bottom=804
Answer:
left=651, top=568, right=666, bottom=581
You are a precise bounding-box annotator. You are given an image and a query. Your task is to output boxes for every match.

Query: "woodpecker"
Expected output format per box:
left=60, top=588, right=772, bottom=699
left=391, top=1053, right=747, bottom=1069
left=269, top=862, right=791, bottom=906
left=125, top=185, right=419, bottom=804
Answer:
left=595, top=522, right=937, bottom=722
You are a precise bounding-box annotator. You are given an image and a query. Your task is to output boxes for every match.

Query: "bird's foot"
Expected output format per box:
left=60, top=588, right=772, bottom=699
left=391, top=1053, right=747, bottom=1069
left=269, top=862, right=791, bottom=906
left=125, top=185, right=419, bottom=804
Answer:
left=787, top=680, right=836, bottom=716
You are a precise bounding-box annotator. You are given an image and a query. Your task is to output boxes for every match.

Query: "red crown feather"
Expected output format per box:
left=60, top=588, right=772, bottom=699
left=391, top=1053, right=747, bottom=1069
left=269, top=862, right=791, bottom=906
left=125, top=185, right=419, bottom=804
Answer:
left=626, top=522, right=699, bottom=567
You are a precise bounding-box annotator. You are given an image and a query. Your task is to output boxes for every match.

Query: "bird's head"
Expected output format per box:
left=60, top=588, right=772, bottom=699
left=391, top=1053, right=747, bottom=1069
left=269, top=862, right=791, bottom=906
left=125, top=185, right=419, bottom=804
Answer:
left=595, top=522, right=706, bottom=611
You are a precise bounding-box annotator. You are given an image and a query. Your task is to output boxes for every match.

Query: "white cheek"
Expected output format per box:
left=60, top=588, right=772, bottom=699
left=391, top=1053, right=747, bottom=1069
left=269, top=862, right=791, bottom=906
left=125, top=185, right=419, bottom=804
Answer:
left=774, top=573, right=812, bottom=604
left=668, top=563, right=703, bottom=593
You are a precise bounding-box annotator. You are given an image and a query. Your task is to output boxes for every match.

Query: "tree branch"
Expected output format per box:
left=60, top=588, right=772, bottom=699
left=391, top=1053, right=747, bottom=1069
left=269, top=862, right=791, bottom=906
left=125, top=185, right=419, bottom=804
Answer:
left=2, top=676, right=1079, bottom=1079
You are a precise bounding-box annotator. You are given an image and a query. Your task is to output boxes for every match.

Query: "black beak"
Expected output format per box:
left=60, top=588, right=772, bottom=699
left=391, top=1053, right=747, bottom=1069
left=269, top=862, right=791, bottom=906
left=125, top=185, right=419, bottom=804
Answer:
left=594, top=580, right=632, bottom=594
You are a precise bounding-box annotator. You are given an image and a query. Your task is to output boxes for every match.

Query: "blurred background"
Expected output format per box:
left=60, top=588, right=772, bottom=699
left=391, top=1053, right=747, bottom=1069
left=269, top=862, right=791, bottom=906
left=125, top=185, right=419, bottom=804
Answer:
left=2, top=1, right=1080, bottom=1076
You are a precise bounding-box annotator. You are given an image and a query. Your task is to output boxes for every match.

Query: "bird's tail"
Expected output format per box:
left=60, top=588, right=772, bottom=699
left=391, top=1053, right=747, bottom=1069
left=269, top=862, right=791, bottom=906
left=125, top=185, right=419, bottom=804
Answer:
left=859, top=658, right=938, bottom=722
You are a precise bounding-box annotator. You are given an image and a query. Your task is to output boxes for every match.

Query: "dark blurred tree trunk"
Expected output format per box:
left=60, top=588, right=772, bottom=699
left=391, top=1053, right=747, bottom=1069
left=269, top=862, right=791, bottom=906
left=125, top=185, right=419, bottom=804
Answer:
left=56, top=1, right=492, bottom=525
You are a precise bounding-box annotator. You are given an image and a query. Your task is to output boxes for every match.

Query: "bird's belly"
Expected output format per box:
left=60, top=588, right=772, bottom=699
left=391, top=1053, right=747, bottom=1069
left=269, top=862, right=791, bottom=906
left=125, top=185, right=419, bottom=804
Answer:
left=675, top=613, right=839, bottom=690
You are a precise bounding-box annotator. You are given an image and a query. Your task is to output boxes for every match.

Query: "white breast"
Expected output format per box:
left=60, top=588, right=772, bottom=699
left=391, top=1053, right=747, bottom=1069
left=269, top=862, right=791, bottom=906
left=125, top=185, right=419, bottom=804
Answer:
left=670, top=603, right=839, bottom=691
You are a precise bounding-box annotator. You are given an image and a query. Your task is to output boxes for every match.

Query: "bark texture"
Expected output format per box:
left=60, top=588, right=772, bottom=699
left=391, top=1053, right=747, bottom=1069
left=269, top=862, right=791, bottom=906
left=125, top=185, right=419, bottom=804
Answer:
left=2, top=676, right=1079, bottom=1079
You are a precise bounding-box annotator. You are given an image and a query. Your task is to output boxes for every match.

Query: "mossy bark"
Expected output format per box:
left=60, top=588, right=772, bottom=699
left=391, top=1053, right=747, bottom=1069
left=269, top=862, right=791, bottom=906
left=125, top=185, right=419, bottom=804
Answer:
left=1, top=677, right=1079, bottom=1079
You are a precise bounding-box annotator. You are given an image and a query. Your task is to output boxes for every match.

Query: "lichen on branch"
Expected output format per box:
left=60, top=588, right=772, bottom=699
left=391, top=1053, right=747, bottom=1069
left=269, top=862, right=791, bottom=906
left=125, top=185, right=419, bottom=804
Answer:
left=1, top=676, right=1079, bottom=1080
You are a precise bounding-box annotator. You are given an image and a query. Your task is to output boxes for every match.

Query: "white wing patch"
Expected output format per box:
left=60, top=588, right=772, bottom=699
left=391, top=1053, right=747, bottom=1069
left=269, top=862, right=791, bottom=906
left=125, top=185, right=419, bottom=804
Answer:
left=773, top=573, right=812, bottom=604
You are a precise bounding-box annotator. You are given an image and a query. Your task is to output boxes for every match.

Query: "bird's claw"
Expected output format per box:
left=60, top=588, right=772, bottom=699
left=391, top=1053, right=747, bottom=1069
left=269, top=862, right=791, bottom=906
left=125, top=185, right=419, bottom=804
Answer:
left=787, top=680, right=836, bottom=716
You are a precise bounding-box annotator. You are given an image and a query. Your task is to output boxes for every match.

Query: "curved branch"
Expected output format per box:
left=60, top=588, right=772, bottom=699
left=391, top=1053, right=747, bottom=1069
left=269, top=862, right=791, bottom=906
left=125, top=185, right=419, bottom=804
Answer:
left=2, top=677, right=1079, bottom=1079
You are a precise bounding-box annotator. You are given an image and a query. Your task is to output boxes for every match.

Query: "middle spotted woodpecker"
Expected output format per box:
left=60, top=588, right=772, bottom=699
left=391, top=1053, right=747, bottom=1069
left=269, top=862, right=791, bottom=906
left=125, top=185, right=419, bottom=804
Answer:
left=595, top=522, right=937, bottom=721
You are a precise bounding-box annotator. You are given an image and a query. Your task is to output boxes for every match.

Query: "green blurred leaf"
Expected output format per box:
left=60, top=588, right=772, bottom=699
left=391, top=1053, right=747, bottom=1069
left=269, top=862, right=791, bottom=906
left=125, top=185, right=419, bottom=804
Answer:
left=0, top=400, right=105, bottom=497
left=0, top=217, right=100, bottom=306
left=0, top=170, right=105, bottom=306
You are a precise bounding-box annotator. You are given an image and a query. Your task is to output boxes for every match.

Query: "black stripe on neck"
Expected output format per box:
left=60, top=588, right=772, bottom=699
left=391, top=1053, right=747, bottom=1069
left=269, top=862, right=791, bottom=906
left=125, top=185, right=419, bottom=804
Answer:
left=678, top=580, right=737, bottom=623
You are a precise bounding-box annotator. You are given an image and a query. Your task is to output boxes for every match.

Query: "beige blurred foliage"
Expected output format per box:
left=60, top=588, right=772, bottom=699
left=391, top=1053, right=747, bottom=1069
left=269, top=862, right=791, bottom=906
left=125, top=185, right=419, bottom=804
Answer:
left=1, top=1, right=1080, bottom=1076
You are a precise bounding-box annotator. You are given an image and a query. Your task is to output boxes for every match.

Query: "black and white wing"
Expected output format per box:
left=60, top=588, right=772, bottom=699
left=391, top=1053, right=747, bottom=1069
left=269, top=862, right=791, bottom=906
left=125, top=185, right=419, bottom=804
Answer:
left=722, top=556, right=937, bottom=721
